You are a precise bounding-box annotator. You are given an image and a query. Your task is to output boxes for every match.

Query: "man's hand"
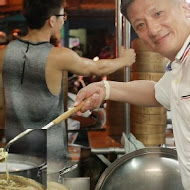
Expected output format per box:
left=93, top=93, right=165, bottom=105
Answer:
left=120, top=46, right=136, bottom=67
left=74, top=81, right=105, bottom=115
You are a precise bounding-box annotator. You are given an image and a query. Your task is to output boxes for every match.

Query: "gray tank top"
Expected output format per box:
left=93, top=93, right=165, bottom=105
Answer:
left=3, top=39, right=64, bottom=129
left=3, top=39, right=67, bottom=161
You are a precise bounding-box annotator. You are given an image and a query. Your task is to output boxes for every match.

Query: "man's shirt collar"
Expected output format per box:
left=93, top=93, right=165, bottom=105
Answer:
left=175, top=34, right=190, bottom=63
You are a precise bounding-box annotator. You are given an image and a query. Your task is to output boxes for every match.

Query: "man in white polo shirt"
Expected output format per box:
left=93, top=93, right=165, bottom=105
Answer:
left=155, top=35, right=190, bottom=189
left=74, top=0, right=190, bottom=189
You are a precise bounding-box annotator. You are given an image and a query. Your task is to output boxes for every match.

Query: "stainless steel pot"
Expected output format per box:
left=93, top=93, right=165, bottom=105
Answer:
left=62, top=177, right=90, bottom=190
left=95, top=147, right=184, bottom=190
left=47, top=161, right=89, bottom=190
left=0, top=153, right=46, bottom=186
left=47, top=162, right=79, bottom=183
left=47, top=178, right=90, bottom=190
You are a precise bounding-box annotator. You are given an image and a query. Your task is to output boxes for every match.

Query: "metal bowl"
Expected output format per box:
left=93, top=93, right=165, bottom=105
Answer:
left=95, top=148, right=184, bottom=190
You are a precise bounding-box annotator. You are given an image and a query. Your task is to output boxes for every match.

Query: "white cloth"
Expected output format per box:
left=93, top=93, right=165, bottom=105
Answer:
left=122, top=132, right=145, bottom=154
left=155, top=35, right=190, bottom=190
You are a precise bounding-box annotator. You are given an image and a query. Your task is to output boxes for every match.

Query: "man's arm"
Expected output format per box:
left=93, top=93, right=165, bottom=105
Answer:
left=74, top=80, right=161, bottom=114
left=50, top=46, right=135, bottom=77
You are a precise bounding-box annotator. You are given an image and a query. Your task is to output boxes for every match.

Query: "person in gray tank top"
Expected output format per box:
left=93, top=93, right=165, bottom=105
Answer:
left=0, top=0, right=135, bottom=185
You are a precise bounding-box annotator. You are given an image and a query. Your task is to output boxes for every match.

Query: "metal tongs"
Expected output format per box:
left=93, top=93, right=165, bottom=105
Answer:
left=0, top=98, right=87, bottom=162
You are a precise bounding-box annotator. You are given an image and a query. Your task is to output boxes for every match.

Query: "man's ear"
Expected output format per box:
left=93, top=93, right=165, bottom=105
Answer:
left=182, top=1, right=190, bottom=18
left=49, top=16, right=55, bottom=27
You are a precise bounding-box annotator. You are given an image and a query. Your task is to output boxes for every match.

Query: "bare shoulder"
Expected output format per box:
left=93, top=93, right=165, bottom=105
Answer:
left=50, top=46, right=76, bottom=56
left=48, top=46, right=80, bottom=69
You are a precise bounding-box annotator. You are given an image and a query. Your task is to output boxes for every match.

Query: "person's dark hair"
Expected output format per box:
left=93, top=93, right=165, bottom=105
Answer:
left=23, top=0, right=64, bottom=29
left=120, top=0, right=135, bottom=20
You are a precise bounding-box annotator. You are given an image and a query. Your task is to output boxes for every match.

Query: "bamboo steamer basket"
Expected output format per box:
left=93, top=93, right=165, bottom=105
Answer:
left=130, top=72, right=164, bottom=82
left=131, top=105, right=167, bottom=115
left=131, top=38, right=152, bottom=52
left=131, top=52, right=168, bottom=73
left=135, top=133, right=166, bottom=146
left=131, top=113, right=167, bottom=125
left=130, top=38, right=168, bottom=146
left=131, top=123, right=166, bottom=135
left=131, top=110, right=167, bottom=146
left=131, top=38, right=169, bottom=73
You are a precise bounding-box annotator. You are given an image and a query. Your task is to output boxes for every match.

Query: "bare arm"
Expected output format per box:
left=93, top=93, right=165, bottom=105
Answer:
left=75, top=80, right=161, bottom=113
left=50, top=46, right=135, bottom=76
left=108, top=80, right=159, bottom=105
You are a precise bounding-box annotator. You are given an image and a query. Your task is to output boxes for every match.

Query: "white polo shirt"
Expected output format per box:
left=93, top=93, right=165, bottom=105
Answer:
left=155, top=35, right=190, bottom=190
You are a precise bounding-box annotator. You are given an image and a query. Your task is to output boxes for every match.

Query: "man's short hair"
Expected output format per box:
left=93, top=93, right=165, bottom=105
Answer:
left=120, top=0, right=135, bottom=20
left=121, top=0, right=182, bottom=20
left=23, top=0, right=64, bottom=29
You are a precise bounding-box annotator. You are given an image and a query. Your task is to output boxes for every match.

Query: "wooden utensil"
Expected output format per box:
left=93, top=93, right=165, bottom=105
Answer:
left=0, top=98, right=88, bottom=161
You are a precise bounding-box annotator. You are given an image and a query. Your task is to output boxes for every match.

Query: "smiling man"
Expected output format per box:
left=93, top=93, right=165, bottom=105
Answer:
left=122, top=0, right=190, bottom=61
left=74, top=0, right=190, bottom=189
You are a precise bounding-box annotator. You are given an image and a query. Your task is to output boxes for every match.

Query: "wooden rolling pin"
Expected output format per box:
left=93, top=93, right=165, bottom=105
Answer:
left=1, top=97, right=89, bottom=154
left=44, top=98, right=87, bottom=129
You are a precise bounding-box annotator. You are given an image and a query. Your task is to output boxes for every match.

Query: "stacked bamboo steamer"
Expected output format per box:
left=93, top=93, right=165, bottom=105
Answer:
left=130, top=38, right=169, bottom=146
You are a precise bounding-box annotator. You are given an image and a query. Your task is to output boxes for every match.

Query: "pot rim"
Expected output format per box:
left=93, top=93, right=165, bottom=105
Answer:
left=0, top=153, right=46, bottom=173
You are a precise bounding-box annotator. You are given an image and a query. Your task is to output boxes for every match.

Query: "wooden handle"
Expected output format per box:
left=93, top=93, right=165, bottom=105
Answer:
left=53, top=97, right=90, bottom=125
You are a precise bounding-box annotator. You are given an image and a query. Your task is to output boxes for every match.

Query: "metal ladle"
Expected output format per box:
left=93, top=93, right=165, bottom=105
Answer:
left=0, top=98, right=88, bottom=162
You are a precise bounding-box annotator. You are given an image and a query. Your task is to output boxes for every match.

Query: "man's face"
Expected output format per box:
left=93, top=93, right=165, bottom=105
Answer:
left=52, top=8, right=65, bottom=38
left=128, top=0, right=190, bottom=60
left=56, top=8, right=65, bottom=31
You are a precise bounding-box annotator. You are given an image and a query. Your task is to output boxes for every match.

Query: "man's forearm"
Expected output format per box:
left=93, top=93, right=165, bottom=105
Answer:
left=108, top=80, right=161, bottom=107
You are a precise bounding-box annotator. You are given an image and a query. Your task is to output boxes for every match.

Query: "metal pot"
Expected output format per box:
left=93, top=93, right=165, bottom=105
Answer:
left=62, top=177, right=90, bottom=190
left=47, top=177, right=90, bottom=190
left=47, top=162, right=79, bottom=183
left=47, top=161, right=90, bottom=190
left=0, top=153, right=46, bottom=186
left=95, top=147, right=184, bottom=190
